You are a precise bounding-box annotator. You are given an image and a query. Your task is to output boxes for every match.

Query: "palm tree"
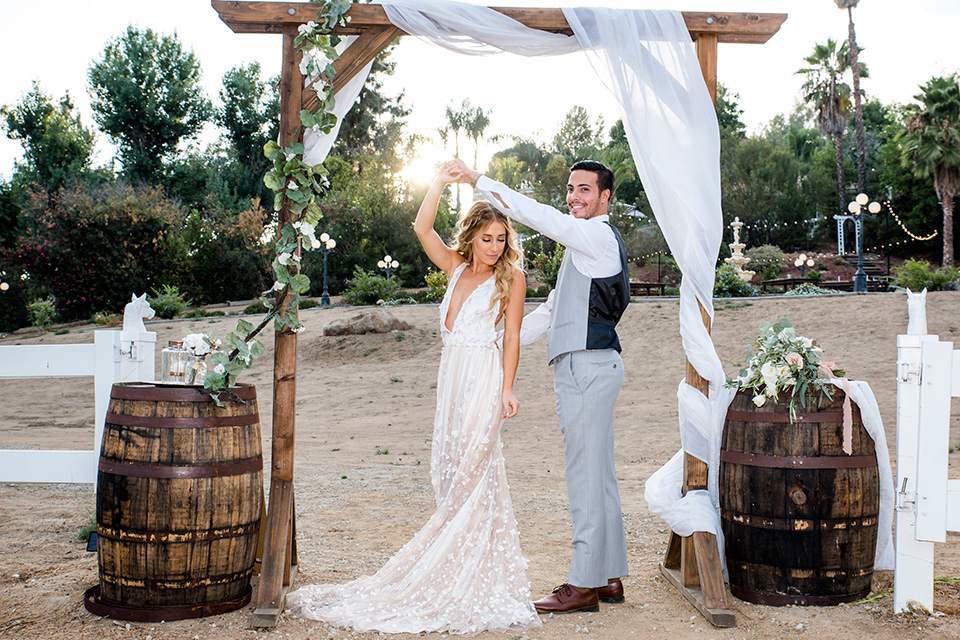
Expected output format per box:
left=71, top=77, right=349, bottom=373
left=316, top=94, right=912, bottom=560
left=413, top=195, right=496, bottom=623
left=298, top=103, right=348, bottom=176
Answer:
left=898, top=74, right=960, bottom=266
left=797, top=38, right=855, bottom=220
left=835, top=1, right=868, bottom=193
left=442, top=99, right=471, bottom=213
left=464, top=104, right=491, bottom=172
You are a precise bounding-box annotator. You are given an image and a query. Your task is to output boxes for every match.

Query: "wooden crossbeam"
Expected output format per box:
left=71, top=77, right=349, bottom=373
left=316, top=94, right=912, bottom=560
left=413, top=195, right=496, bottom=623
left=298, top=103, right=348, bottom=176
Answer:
left=303, top=25, right=403, bottom=112
left=212, top=2, right=786, bottom=44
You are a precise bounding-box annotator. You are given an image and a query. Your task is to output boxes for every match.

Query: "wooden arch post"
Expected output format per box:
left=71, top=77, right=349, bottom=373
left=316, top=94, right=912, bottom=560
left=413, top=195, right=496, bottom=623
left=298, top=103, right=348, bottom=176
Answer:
left=211, top=1, right=786, bottom=628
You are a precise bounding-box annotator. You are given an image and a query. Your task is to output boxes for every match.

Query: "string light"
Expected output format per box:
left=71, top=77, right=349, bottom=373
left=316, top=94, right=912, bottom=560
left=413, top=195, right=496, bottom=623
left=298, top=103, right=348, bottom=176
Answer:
left=883, top=200, right=938, bottom=241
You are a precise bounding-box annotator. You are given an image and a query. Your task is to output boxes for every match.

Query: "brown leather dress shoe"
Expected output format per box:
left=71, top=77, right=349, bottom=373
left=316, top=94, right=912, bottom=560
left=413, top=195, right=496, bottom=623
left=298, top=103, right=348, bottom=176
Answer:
left=533, top=584, right=599, bottom=614
left=597, top=579, right=625, bottom=603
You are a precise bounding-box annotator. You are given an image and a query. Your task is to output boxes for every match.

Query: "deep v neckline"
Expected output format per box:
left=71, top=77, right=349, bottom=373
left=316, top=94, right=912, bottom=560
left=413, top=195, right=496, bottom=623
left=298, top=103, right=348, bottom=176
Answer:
left=444, top=264, right=494, bottom=332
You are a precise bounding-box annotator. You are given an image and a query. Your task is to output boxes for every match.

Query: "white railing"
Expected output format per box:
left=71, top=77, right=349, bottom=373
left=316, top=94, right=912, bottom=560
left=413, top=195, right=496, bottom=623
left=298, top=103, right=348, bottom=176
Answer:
left=894, top=333, right=960, bottom=613
left=0, top=330, right=155, bottom=483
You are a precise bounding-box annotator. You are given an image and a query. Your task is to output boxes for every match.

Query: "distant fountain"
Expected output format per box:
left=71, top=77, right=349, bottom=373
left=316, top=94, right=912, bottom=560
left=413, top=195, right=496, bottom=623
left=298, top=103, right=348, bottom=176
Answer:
left=724, top=217, right=755, bottom=282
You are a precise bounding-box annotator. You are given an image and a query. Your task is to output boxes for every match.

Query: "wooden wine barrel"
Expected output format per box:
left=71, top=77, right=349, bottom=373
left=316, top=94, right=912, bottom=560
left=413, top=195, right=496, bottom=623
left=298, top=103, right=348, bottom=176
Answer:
left=84, top=383, right=263, bottom=622
left=720, top=389, right=879, bottom=606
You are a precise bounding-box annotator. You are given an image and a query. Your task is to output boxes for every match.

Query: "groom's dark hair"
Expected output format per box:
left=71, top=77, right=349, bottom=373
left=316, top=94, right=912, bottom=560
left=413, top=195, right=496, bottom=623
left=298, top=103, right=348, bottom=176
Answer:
left=570, top=160, right=615, bottom=198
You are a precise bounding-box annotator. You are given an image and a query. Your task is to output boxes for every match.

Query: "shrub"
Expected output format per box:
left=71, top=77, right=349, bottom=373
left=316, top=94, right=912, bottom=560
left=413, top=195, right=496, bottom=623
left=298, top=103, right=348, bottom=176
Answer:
left=424, top=270, right=448, bottom=302
left=342, top=267, right=400, bottom=306
left=714, top=264, right=759, bottom=298
left=529, top=245, right=565, bottom=289
left=536, top=284, right=551, bottom=297
left=182, top=308, right=226, bottom=318
left=892, top=258, right=960, bottom=291
left=834, top=258, right=845, bottom=266
left=299, top=298, right=321, bottom=310
left=806, top=269, right=823, bottom=282
left=758, top=264, right=781, bottom=281
left=244, top=300, right=268, bottom=315
left=784, top=282, right=836, bottom=296
left=28, top=296, right=59, bottom=328
left=148, top=284, right=189, bottom=319
left=91, top=311, right=119, bottom=326
left=405, top=289, right=433, bottom=303
left=744, top=244, right=787, bottom=272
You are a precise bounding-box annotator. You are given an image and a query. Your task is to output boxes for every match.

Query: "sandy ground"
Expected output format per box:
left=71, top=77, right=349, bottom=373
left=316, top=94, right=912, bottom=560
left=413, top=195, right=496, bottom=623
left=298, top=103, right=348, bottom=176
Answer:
left=2, top=291, right=960, bottom=640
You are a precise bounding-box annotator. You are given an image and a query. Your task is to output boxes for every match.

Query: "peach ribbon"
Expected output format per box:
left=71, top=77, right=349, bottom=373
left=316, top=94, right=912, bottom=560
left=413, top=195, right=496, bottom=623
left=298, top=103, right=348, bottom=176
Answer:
left=840, top=377, right=853, bottom=455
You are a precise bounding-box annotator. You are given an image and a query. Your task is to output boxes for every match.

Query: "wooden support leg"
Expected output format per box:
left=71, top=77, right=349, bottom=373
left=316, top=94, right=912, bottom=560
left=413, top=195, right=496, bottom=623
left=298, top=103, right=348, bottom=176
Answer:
left=252, top=23, right=303, bottom=629
left=252, top=478, right=298, bottom=627
left=659, top=296, right=736, bottom=627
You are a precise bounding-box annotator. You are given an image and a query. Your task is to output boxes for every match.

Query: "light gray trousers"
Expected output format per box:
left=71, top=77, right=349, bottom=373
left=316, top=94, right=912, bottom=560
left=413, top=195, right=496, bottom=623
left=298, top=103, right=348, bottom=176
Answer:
left=553, top=349, right=628, bottom=589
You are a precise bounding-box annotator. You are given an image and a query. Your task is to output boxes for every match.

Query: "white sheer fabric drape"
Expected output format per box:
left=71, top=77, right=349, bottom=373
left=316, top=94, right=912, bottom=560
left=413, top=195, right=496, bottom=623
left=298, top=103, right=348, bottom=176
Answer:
left=303, top=37, right=374, bottom=166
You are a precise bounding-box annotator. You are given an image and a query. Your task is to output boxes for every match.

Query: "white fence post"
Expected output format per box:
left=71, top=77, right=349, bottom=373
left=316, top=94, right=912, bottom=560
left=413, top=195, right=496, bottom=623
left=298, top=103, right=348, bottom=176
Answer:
left=894, top=333, right=960, bottom=614
left=894, top=334, right=937, bottom=613
left=0, top=329, right=156, bottom=484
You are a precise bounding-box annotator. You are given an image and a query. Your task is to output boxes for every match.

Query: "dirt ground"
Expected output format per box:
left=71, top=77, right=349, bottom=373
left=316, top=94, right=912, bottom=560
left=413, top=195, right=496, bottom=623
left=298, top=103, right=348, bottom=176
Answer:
left=2, top=291, right=960, bottom=640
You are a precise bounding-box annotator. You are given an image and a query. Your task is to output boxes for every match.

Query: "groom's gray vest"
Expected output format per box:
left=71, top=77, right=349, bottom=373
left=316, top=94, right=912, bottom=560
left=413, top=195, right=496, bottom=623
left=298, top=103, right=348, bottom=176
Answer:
left=546, top=222, right=630, bottom=364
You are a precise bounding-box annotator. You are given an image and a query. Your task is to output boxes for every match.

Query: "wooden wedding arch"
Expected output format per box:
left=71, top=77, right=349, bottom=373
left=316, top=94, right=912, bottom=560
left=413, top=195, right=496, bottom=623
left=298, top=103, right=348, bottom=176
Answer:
left=211, top=1, right=787, bottom=628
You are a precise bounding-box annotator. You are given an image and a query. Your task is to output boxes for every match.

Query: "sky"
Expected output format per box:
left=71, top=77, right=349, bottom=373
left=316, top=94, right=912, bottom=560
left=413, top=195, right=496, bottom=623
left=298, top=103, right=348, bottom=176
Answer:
left=1, top=0, right=958, bottom=182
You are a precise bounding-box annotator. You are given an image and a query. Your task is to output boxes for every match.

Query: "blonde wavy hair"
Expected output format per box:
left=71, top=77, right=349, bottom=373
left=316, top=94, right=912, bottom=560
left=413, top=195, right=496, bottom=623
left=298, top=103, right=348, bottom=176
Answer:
left=453, top=200, right=522, bottom=318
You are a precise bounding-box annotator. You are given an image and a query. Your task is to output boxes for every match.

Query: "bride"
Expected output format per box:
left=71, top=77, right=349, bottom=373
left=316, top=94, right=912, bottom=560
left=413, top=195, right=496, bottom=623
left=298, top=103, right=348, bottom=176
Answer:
left=287, top=163, right=539, bottom=635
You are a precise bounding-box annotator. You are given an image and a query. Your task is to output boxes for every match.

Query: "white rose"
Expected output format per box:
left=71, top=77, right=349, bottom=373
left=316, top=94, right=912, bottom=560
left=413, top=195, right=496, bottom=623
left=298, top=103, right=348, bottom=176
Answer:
left=272, top=281, right=285, bottom=291
left=279, top=252, right=293, bottom=266
left=752, top=394, right=766, bottom=407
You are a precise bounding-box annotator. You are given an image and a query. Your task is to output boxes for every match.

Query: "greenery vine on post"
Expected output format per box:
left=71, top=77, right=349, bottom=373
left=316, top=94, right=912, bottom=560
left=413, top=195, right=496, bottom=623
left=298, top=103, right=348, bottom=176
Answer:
left=203, top=0, right=352, bottom=402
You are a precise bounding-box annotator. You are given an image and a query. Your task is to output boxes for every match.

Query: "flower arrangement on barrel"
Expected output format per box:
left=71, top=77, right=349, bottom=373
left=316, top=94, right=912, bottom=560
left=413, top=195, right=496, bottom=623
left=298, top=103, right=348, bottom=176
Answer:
left=728, top=317, right=846, bottom=421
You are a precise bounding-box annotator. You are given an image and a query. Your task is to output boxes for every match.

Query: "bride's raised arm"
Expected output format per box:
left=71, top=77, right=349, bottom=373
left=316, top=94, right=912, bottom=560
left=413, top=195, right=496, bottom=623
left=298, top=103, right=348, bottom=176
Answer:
left=414, top=164, right=464, bottom=275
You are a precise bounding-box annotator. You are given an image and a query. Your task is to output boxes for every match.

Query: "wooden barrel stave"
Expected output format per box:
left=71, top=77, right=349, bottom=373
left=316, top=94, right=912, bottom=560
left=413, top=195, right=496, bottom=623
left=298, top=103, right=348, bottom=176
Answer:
left=95, top=383, right=262, bottom=612
left=720, top=389, right=879, bottom=605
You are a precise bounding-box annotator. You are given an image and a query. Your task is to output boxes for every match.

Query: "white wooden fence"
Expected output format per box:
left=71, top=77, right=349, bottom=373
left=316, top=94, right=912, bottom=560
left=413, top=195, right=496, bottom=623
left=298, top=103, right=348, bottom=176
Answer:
left=0, top=330, right=155, bottom=483
left=895, top=333, right=960, bottom=613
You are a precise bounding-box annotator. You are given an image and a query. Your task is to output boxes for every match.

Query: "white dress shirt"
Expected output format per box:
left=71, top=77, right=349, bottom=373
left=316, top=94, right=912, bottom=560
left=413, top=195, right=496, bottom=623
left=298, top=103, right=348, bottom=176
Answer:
left=475, top=175, right=622, bottom=345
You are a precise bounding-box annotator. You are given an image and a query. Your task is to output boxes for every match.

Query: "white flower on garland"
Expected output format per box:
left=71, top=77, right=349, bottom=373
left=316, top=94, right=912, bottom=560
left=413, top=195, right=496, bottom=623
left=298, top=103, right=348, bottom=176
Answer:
left=214, top=363, right=226, bottom=375
left=272, top=281, right=285, bottom=292
left=297, top=20, right=318, bottom=37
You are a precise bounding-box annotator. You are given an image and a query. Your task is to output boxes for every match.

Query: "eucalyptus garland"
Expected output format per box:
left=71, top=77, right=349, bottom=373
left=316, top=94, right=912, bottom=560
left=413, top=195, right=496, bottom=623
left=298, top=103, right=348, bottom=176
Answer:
left=203, top=0, right=352, bottom=402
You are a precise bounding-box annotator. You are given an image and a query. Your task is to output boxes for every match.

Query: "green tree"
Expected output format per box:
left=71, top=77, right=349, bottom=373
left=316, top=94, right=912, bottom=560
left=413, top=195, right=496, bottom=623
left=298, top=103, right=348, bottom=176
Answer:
left=897, top=74, right=960, bottom=266
left=216, top=62, right=279, bottom=204
left=441, top=98, right=474, bottom=213
left=464, top=103, right=492, bottom=172
left=487, top=156, right=528, bottom=190
left=835, top=0, right=868, bottom=194
left=553, top=105, right=602, bottom=162
left=335, top=44, right=409, bottom=156
left=2, top=82, right=95, bottom=192
left=797, top=38, right=860, bottom=219
left=89, top=27, right=212, bottom=182
left=717, top=83, right=747, bottom=142
left=721, top=137, right=812, bottom=250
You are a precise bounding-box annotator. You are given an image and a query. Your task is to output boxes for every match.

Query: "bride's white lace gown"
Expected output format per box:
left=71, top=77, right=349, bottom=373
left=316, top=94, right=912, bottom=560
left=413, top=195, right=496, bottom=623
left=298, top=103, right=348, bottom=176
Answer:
left=287, top=263, right=540, bottom=635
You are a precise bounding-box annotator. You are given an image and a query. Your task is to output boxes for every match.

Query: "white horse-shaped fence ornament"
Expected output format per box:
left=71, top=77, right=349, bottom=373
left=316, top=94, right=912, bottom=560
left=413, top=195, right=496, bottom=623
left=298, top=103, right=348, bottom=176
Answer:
left=123, top=293, right=155, bottom=332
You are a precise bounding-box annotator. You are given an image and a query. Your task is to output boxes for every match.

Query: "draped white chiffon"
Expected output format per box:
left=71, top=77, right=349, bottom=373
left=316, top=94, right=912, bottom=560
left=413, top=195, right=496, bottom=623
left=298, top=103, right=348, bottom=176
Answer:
left=287, top=263, right=540, bottom=635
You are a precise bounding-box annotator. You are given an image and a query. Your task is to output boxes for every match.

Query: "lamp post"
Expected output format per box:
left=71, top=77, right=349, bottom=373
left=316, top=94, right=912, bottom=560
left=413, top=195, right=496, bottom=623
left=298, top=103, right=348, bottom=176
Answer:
left=313, top=233, right=336, bottom=307
left=847, top=193, right=881, bottom=293
left=377, top=254, right=399, bottom=280
left=794, top=253, right=815, bottom=277
left=0, top=270, right=8, bottom=292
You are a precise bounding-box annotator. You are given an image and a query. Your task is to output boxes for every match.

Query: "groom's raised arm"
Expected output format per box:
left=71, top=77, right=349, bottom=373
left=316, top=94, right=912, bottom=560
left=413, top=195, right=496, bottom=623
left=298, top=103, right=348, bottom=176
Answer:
left=474, top=175, right=609, bottom=262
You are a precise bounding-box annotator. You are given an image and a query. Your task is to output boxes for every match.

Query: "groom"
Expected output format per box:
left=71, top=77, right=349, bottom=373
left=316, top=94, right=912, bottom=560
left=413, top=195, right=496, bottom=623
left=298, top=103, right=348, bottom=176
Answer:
left=452, top=158, right=630, bottom=614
